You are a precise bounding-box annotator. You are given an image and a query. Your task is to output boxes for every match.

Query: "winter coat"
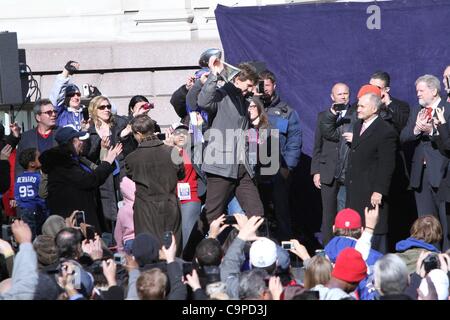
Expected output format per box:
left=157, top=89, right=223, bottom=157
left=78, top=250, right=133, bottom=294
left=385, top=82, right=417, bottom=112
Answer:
left=125, top=139, right=185, bottom=252
left=84, top=115, right=129, bottom=221
left=114, top=177, right=136, bottom=252
left=264, top=93, right=302, bottom=171
left=395, top=237, right=440, bottom=274
left=40, top=146, right=114, bottom=232
left=196, top=73, right=253, bottom=179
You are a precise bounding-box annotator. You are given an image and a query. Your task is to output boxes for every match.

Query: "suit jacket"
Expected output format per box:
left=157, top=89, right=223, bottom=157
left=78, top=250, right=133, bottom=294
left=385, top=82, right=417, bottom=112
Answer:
left=387, top=97, right=410, bottom=134
left=346, top=116, right=398, bottom=233
left=400, top=100, right=450, bottom=188
left=311, top=105, right=356, bottom=185
left=311, top=111, right=337, bottom=184
left=435, top=122, right=450, bottom=201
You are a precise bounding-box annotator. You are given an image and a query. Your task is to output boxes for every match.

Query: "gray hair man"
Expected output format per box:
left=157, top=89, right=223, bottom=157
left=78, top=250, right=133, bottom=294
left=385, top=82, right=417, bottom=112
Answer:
left=374, top=254, right=411, bottom=299
left=400, top=75, right=450, bottom=251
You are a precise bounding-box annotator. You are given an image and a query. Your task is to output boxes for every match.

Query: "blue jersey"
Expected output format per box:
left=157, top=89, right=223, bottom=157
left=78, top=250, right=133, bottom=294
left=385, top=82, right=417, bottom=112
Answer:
left=14, top=171, right=46, bottom=210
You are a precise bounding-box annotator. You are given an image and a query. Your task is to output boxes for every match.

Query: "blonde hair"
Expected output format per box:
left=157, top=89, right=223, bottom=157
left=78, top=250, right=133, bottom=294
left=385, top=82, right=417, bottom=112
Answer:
left=88, top=95, right=114, bottom=128
left=136, top=269, right=167, bottom=300
left=303, top=255, right=332, bottom=289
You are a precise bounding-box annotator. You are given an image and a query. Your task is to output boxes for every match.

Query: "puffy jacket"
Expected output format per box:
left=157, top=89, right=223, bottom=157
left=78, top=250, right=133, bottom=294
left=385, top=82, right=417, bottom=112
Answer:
left=264, top=94, right=302, bottom=170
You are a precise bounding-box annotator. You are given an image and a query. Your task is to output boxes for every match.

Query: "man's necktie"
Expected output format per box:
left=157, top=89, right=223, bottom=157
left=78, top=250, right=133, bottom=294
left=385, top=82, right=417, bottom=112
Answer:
left=360, top=122, right=367, bottom=136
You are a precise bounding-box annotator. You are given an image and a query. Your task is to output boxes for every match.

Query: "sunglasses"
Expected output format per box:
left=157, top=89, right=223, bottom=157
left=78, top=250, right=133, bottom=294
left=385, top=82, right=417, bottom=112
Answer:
left=67, top=92, right=81, bottom=97
left=98, top=104, right=112, bottom=110
left=40, top=110, right=57, bottom=116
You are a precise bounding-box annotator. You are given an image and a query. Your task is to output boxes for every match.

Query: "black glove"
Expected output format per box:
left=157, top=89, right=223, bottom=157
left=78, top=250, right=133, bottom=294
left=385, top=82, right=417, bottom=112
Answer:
left=64, top=60, right=78, bottom=75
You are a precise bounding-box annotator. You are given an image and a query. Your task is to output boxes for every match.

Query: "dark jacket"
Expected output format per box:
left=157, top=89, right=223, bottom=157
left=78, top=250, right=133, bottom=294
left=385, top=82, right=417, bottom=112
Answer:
left=197, top=73, right=253, bottom=179
left=387, top=97, right=410, bottom=134
left=15, top=127, right=58, bottom=178
left=435, top=122, right=450, bottom=202
left=120, top=116, right=161, bottom=159
left=125, top=139, right=185, bottom=253
left=312, top=105, right=356, bottom=184
left=40, top=146, right=114, bottom=232
left=346, top=117, right=398, bottom=234
left=0, top=160, right=10, bottom=194
left=400, top=101, right=450, bottom=188
left=395, top=237, right=440, bottom=274
left=170, top=84, right=189, bottom=119
left=84, top=115, right=129, bottom=221
left=265, top=94, right=302, bottom=170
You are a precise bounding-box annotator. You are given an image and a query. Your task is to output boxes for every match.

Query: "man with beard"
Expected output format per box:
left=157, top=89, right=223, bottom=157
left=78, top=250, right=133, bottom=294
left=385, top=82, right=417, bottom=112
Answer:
left=258, top=70, right=302, bottom=240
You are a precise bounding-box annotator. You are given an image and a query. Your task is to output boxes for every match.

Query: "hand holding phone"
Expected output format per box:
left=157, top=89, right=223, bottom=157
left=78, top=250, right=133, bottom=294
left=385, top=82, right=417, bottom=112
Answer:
left=162, top=231, right=173, bottom=249
left=281, top=241, right=293, bottom=250
left=75, top=211, right=85, bottom=227
left=182, top=262, right=194, bottom=277
left=82, top=107, right=90, bottom=121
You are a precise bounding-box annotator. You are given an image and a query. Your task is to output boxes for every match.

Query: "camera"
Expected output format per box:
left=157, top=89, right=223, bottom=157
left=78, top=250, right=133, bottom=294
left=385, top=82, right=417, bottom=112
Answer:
left=281, top=241, right=293, bottom=250
left=333, top=103, right=347, bottom=112
left=422, top=253, right=440, bottom=274
left=82, top=84, right=90, bottom=97
left=75, top=211, right=85, bottom=227
left=113, top=252, right=126, bottom=265
left=224, top=215, right=237, bottom=225
left=315, top=249, right=326, bottom=257
left=162, top=231, right=173, bottom=249
left=1, top=224, right=12, bottom=241
left=257, top=80, right=265, bottom=94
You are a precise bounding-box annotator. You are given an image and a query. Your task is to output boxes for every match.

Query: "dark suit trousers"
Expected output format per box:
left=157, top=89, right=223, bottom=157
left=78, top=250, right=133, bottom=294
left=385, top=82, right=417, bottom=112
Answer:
left=414, top=165, right=449, bottom=250
left=320, top=179, right=339, bottom=246
left=414, top=165, right=441, bottom=216
left=204, top=165, right=264, bottom=224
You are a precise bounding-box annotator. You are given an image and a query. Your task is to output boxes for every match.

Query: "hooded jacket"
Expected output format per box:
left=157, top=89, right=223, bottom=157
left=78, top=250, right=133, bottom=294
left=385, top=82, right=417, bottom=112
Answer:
left=395, top=237, right=440, bottom=274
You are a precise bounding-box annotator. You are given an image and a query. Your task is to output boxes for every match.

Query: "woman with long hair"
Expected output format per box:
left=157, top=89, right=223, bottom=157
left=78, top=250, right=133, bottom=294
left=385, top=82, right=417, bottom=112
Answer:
left=119, top=95, right=161, bottom=157
left=84, top=95, right=129, bottom=231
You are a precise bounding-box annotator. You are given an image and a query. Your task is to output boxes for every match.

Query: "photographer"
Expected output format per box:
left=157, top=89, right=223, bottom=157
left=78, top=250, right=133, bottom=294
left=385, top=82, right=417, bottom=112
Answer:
left=49, top=60, right=89, bottom=131
left=311, top=82, right=355, bottom=245
left=258, top=70, right=302, bottom=241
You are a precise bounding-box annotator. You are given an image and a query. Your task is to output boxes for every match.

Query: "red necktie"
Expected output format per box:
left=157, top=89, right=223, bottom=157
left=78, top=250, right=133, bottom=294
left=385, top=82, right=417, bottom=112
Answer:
left=425, top=107, right=433, bottom=120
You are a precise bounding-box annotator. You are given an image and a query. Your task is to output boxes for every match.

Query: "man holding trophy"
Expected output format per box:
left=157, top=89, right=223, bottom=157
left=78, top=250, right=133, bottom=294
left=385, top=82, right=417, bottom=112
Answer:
left=196, top=51, right=264, bottom=227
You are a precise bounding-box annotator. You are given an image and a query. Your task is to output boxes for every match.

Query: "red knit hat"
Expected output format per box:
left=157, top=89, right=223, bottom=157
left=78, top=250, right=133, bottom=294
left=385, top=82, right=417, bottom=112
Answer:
left=332, top=248, right=367, bottom=283
left=357, top=84, right=382, bottom=99
left=334, top=208, right=361, bottom=229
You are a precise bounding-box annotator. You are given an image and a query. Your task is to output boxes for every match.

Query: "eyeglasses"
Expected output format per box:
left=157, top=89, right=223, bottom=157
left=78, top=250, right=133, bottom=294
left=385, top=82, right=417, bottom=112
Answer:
left=40, top=110, right=57, bottom=116
left=173, top=129, right=188, bottom=136
left=67, top=92, right=81, bottom=97
left=98, top=104, right=112, bottom=110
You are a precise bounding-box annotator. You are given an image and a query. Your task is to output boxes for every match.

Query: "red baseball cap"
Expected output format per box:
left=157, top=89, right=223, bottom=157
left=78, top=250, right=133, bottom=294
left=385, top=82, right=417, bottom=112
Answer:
left=334, top=208, right=361, bottom=229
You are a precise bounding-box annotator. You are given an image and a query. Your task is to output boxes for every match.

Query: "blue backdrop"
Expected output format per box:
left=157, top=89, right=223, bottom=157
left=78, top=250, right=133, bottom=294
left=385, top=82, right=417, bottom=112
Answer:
left=215, top=0, right=450, bottom=156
